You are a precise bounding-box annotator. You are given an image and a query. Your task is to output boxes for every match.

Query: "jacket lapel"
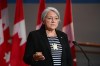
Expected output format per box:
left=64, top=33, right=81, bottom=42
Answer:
left=38, top=27, right=51, bottom=54
left=56, top=30, right=66, bottom=50
left=56, top=30, right=67, bottom=66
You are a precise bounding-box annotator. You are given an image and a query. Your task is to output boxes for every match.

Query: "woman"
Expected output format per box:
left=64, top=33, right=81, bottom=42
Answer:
left=23, top=7, right=73, bottom=66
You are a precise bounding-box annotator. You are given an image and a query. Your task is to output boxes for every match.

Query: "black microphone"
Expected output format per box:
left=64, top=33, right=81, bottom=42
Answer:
left=72, top=41, right=90, bottom=66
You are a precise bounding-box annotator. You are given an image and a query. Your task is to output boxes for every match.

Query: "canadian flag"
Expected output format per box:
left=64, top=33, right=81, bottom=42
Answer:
left=0, top=0, right=4, bottom=66
left=0, top=0, right=11, bottom=66
left=10, top=0, right=28, bottom=66
left=36, top=0, right=45, bottom=30
left=62, top=0, right=77, bottom=66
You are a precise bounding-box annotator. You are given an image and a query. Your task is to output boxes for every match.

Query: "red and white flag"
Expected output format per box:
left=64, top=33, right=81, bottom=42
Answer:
left=0, top=0, right=4, bottom=66
left=0, top=0, right=11, bottom=66
left=10, top=0, right=28, bottom=66
left=62, top=0, right=77, bottom=66
left=36, top=0, right=45, bottom=30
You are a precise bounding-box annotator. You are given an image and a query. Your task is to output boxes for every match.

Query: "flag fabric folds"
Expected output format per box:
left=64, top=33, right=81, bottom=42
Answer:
left=0, top=0, right=11, bottom=66
left=0, top=0, right=4, bottom=57
left=10, top=0, right=28, bottom=66
left=36, top=0, right=45, bottom=30
left=62, top=0, right=77, bottom=66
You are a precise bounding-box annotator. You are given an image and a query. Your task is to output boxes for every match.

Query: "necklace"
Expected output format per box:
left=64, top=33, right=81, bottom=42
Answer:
left=51, top=43, right=58, bottom=50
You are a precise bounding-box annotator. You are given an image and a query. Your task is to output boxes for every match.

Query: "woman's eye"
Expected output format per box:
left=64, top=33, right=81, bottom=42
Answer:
left=55, top=18, right=58, bottom=19
left=47, top=18, right=52, bottom=19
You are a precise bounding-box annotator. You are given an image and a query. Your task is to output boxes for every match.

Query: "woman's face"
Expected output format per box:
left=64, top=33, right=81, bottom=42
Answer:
left=43, top=10, right=60, bottom=31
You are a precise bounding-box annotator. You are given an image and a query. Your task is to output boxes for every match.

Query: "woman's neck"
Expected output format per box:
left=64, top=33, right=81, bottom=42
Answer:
left=46, top=29, right=57, bottom=37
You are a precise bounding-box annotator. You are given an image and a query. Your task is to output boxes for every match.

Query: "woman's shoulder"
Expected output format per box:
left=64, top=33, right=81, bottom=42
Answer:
left=28, top=30, right=39, bottom=35
left=29, top=30, right=38, bottom=33
left=56, top=30, right=67, bottom=36
left=56, top=30, right=68, bottom=40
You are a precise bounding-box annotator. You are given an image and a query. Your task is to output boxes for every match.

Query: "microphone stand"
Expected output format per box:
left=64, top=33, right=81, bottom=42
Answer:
left=72, top=41, right=90, bottom=66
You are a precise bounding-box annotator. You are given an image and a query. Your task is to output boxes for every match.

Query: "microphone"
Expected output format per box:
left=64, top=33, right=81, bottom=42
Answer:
left=72, top=41, right=90, bottom=66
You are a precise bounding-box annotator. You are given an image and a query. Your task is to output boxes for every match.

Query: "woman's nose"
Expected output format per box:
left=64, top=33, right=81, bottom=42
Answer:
left=51, top=18, right=55, bottom=23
